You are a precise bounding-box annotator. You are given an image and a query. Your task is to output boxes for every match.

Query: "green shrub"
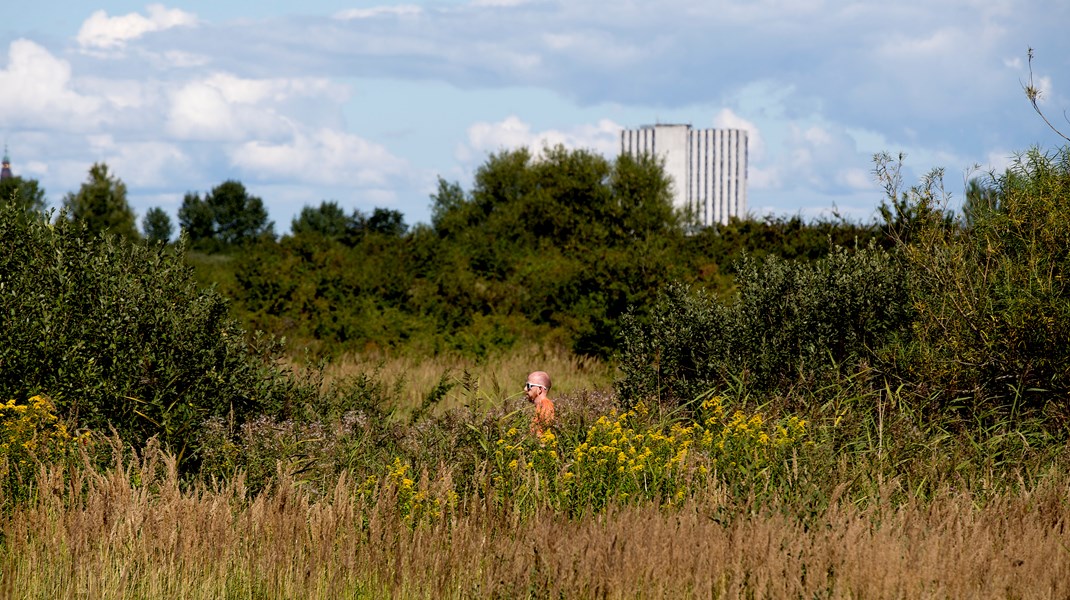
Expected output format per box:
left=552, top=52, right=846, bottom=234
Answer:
left=900, top=146, right=1070, bottom=418
left=0, top=204, right=295, bottom=465
left=617, top=243, right=911, bottom=410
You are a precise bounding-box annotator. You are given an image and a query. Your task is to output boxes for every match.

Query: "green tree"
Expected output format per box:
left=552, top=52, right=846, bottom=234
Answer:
left=365, top=207, right=407, bottom=237
left=962, top=177, right=1000, bottom=227
left=428, top=145, right=682, bottom=356
left=62, top=163, right=138, bottom=239
left=0, top=175, right=47, bottom=222
left=179, top=180, right=274, bottom=249
left=291, top=201, right=351, bottom=240
left=142, top=207, right=174, bottom=244
left=177, top=191, right=214, bottom=243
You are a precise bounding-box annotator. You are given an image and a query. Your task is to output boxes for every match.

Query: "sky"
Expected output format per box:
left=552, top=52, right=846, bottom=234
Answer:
left=1, top=1, right=1068, bottom=232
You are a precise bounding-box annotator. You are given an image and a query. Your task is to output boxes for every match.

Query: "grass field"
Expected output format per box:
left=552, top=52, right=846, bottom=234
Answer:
left=3, top=351, right=1070, bottom=598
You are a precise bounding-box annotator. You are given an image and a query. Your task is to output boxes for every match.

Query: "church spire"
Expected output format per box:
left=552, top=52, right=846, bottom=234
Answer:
left=1, top=145, right=11, bottom=180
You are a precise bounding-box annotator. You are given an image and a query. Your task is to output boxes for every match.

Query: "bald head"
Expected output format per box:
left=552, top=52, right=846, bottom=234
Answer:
left=527, top=371, right=551, bottom=390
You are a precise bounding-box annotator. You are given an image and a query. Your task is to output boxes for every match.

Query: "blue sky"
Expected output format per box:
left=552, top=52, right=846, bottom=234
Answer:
left=2, top=1, right=1067, bottom=231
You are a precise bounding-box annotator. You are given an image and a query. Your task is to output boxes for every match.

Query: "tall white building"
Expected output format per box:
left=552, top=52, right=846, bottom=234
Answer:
left=620, top=124, right=748, bottom=226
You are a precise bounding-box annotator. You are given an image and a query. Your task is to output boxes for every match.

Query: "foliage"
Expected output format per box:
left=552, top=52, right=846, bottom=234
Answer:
left=291, top=202, right=408, bottom=244
left=0, top=176, right=47, bottom=223
left=617, top=242, right=911, bottom=410
left=899, top=146, right=1070, bottom=418
left=425, top=145, right=684, bottom=357
left=61, top=162, right=139, bottom=240
left=684, top=213, right=888, bottom=296
left=291, top=200, right=352, bottom=241
left=142, top=206, right=174, bottom=244
left=0, top=202, right=298, bottom=465
left=179, top=180, right=274, bottom=249
left=196, top=367, right=405, bottom=494
left=180, top=145, right=899, bottom=360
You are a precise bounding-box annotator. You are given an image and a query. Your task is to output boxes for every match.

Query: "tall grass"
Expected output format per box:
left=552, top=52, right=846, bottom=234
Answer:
left=5, top=354, right=1070, bottom=597
left=3, top=440, right=1069, bottom=599
left=304, top=344, right=613, bottom=419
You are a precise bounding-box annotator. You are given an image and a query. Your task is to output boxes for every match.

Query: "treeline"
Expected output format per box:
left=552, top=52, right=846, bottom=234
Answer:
left=181, top=146, right=887, bottom=359
left=1, top=145, right=900, bottom=361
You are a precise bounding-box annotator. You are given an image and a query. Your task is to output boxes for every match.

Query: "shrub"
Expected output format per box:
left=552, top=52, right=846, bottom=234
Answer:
left=0, top=204, right=296, bottom=465
left=900, top=146, right=1070, bottom=418
left=617, top=243, right=911, bottom=410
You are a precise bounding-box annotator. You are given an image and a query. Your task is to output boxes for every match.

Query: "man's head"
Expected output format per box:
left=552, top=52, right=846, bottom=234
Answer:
left=524, top=371, right=551, bottom=401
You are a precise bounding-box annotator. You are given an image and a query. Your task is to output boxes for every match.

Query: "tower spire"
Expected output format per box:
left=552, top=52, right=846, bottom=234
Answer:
left=0, top=144, right=12, bottom=181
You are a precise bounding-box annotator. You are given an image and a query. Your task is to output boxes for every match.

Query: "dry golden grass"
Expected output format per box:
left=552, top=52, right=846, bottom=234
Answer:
left=308, top=345, right=613, bottom=418
left=4, top=442, right=1069, bottom=599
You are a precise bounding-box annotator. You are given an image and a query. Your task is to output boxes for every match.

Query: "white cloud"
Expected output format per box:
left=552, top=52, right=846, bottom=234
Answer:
left=0, top=40, right=103, bottom=129
left=470, top=0, right=532, bottom=6
left=333, top=5, right=423, bottom=20
left=85, top=134, right=190, bottom=187
left=158, top=50, right=212, bottom=69
left=77, top=4, right=198, bottom=50
left=230, top=128, right=408, bottom=187
left=458, top=116, right=621, bottom=162
left=166, top=73, right=347, bottom=141
left=771, top=120, right=878, bottom=195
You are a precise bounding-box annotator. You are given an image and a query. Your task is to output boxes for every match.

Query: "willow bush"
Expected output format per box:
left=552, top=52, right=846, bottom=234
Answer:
left=617, top=243, right=910, bottom=410
left=0, top=203, right=302, bottom=466
left=900, top=146, right=1070, bottom=421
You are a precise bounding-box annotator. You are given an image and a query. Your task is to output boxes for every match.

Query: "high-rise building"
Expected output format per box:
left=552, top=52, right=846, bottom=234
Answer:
left=620, top=124, right=748, bottom=226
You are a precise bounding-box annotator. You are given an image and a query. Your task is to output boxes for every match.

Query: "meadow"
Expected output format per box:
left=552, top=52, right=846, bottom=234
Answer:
left=4, top=352, right=1070, bottom=598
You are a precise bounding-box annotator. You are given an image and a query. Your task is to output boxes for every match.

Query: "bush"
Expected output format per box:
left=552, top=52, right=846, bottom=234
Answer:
left=900, top=146, right=1070, bottom=418
left=0, top=204, right=296, bottom=465
left=617, top=243, right=911, bottom=410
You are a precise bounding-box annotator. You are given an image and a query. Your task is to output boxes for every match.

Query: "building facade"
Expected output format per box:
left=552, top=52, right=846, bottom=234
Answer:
left=620, top=124, right=748, bottom=226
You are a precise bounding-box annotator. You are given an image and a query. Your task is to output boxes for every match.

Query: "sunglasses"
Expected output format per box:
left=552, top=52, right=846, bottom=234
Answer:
left=524, top=382, right=546, bottom=391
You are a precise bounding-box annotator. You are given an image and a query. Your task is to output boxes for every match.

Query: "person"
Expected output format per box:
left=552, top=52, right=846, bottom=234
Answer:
left=524, top=371, right=555, bottom=437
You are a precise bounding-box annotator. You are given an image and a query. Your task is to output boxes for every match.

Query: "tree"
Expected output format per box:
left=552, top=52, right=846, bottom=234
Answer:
left=0, top=175, right=47, bottom=222
left=142, top=207, right=174, bottom=244
left=62, top=163, right=138, bottom=239
left=291, top=201, right=351, bottom=239
left=366, top=207, right=407, bottom=237
left=179, top=180, right=274, bottom=249
left=893, top=147, right=1070, bottom=417
left=427, top=144, right=683, bottom=357
left=177, top=191, right=214, bottom=242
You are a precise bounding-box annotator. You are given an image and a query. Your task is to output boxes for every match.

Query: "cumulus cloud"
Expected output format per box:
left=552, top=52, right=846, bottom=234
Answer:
left=167, top=73, right=347, bottom=141
left=766, top=120, right=878, bottom=196
left=86, top=134, right=190, bottom=188
left=230, top=128, right=408, bottom=187
left=77, top=4, right=198, bottom=50
left=458, top=116, right=621, bottom=163
left=713, top=108, right=764, bottom=160
left=0, top=40, right=103, bottom=129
